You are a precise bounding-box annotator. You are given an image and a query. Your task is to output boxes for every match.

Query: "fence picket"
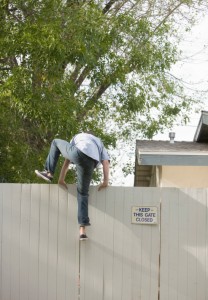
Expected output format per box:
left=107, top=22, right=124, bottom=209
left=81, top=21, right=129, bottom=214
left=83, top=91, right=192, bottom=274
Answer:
left=1, top=184, right=12, bottom=300
left=66, top=185, right=79, bottom=299
left=11, top=184, right=21, bottom=300
left=38, top=184, right=50, bottom=300
left=19, top=184, right=31, bottom=300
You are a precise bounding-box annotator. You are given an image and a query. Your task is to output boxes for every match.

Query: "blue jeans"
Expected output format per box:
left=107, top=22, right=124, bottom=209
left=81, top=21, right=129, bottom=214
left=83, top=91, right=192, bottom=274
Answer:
left=45, top=139, right=95, bottom=226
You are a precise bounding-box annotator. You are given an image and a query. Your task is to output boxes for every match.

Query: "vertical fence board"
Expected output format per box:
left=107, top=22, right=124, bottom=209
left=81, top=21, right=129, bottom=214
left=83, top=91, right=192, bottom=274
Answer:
left=19, top=184, right=31, bottom=300
left=1, top=184, right=12, bottom=300
left=38, top=184, right=50, bottom=300
left=66, top=185, right=79, bottom=299
left=169, top=189, right=179, bottom=300
left=80, top=186, right=96, bottom=300
left=29, top=184, right=40, bottom=300
left=132, top=187, right=143, bottom=300
left=141, top=189, right=152, bottom=300
left=141, top=188, right=154, bottom=300
left=150, top=188, right=161, bottom=300
left=11, top=184, right=21, bottom=300
left=113, top=187, right=125, bottom=300
left=0, top=182, right=2, bottom=300
left=122, top=187, right=133, bottom=300
left=47, top=184, right=59, bottom=300
left=103, top=187, right=115, bottom=300
left=160, top=188, right=170, bottom=300
left=112, top=187, right=124, bottom=300
left=195, top=189, right=206, bottom=300
left=143, top=188, right=160, bottom=300
left=93, top=185, right=105, bottom=300
left=177, top=189, right=189, bottom=300
left=160, top=188, right=183, bottom=300
left=57, top=187, right=68, bottom=300
left=187, top=189, right=197, bottom=300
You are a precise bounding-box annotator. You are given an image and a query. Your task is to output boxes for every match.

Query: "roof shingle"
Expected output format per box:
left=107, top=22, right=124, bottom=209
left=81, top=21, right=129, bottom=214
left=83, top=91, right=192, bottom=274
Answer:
left=136, top=140, right=208, bottom=153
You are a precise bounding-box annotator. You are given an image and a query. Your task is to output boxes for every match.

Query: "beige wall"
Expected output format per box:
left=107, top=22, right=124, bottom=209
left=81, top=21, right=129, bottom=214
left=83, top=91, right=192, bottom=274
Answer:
left=160, top=166, right=208, bottom=187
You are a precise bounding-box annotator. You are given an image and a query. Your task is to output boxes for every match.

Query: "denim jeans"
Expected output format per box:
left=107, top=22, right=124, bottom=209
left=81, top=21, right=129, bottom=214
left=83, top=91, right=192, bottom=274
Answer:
left=45, top=139, right=95, bottom=226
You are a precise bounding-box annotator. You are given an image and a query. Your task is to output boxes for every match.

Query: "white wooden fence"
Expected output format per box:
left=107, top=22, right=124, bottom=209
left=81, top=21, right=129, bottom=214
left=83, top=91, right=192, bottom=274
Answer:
left=0, top=184, right=208, bottom=300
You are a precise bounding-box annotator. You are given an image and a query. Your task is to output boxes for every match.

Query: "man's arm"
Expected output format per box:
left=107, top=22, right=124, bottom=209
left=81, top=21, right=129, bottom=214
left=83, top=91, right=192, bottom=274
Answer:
left=98, top=160, right=110, bottom=191
left=58, top=159, right=70, bottom=189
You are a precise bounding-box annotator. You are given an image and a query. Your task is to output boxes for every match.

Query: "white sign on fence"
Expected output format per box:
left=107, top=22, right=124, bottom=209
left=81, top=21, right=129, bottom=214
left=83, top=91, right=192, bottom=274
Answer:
left=131, top=206, right=158, bottom=225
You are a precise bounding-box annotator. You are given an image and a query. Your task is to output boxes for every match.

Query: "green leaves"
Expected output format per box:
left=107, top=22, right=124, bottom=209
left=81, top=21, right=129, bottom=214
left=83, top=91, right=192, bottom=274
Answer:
left=0, top=0, right=203, bottom=182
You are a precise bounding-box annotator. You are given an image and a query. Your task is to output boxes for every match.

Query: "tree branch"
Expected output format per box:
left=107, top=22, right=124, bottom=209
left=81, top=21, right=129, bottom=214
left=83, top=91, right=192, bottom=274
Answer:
left=0, top=56, right=18, bottom=71
left=68, top=1, right=135, bottom=90
left=102, top=0, right=117, bottom=14
left=9, top=56, right=18, bottom=67
left=69, top=64, right=82, bottom=83
left=153, top=1, right=186, bottom=33
left=74, top=66, right=90, bottom=90
left=91, top=82, right=111, bottom=102
left=76, top=81, right=111, bottom=122
left=0, top=67, right=11, bottom=71
left=112, top=0, right=129, bottom=15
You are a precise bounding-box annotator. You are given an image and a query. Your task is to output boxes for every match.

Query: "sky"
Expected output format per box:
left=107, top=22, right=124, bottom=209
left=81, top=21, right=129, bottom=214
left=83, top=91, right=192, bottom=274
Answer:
left=155, top=13, right=208, bottom=142
left=116, top=13, right=208, bottom=186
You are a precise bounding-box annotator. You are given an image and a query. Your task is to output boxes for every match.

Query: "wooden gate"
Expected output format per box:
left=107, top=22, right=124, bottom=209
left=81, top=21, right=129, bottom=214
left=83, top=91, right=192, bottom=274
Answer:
left=80, top=186, right=160, bottom=300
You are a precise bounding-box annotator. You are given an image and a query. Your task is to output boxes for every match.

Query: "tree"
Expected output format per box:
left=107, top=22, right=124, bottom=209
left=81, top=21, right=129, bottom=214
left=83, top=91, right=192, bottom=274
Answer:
left=0, top=0, right=207, bottom=182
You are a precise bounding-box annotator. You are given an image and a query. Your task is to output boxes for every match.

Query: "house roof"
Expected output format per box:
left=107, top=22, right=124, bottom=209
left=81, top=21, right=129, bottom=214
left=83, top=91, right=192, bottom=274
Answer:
left=136, top=140, right=208, bottom=166
left=136, top=140, right=208, bottom=153
left=135, top=111, right=208, bottom=186
left=194, top=110, right=208, bottom=142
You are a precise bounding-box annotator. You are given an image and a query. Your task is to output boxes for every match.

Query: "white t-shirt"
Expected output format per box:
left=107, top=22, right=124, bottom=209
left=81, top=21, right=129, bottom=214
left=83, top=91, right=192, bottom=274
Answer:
left=71, top=133, right=110, bottom=165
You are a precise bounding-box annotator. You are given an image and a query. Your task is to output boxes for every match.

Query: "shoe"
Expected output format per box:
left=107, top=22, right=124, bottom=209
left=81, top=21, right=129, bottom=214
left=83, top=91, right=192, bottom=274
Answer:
left=35, top=170, right=53, bottom=182
left=80, top=234, right=88, bottom=241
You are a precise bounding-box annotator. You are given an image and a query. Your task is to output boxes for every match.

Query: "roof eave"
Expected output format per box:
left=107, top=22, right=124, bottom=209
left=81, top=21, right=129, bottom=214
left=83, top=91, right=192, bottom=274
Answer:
left=137, top=153, right=208, bottom=166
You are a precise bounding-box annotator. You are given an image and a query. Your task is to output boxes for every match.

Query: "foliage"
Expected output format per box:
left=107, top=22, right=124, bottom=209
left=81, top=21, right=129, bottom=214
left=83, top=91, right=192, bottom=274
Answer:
left=0, top=0, right=206, bottom=183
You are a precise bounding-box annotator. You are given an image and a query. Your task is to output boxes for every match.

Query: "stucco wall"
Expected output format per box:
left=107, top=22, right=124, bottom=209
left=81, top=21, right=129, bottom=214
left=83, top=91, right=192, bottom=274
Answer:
left=161, top=166, right=208, bottom=187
